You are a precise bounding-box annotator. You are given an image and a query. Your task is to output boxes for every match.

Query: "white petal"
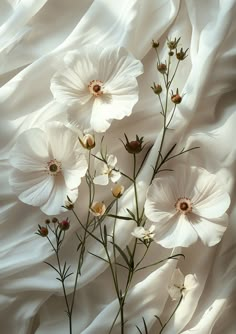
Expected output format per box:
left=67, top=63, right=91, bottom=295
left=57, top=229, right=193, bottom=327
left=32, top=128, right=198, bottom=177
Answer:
left=110, top=170, right=121, bottom=183
left=190, top=213, right=228, bottom=246
left=90, top=98, right=111, bottom=132
left=46, top=122, right=79, bottom=163
left=63, top=164, right=87, bottom=189
left=192, top=172, right=231, bottom=218
left=131, top=227, right=145, bottom=239
left=9, top=128, right=48, bottom=171
left=93, top=174, right=109, bottom=186
left=9, top=169, right=54, bottom=207
left=184, top=274, right=198, bottom=291
left=145, top=177, right=177, bottom=223
left=40, top=175, right=78, bottom=215
left=154, top=214, right=199, bottom=248
left=107, top=154, right=117, bottom=167
left=67, top=99, right=94, bottom=131
left=170, top=268, right=185, bottom=287
left=102, top=46, right=143, bottom=84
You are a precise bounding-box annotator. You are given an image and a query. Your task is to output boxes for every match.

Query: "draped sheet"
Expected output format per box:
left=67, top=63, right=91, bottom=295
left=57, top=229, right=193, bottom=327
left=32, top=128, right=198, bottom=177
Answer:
left=0, top=0, right=235, bottom=333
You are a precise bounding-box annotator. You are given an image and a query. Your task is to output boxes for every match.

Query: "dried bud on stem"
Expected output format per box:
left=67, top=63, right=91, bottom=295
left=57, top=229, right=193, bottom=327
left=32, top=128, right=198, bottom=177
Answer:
left=171, top=89, right=182, bottom=104
left=59, top=218, right=70, bottom=231
left=151, top=83, right=162, bottom=95
left=167, top=37, right=181, bottom=50
left=122, top=134, right=144, bottom=154
left=176, top=48, right=189, bottom=61
left=157, top=63, right=167, bottom=74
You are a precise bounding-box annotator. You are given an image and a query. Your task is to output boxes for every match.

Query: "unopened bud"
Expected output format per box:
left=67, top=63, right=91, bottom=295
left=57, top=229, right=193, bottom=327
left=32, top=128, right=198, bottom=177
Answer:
left=122, top=134, right=144, bottom=154
left=90, top=202, right=106, bottom=217
left=37, top=225, right=48, bottom=237
left=152, top=40, right=159, bottom=48
left=79, top=134, right=95, bottom=150
left=59, top=218, right=70, bottom=231
left=45, top=219, right=51, bottom=225
left=151, top=83, right=162, bottom=95
left=52, top=217, right=59, bottom=224
left=64, top=197, right=74, bottom=210
left=176, top=48, right=188, bottom=61
left=171, top=89, right=182, bottom=104
left=167, top=37, right=181, bottom=50
left=112, top=184, right=125, bottom=198
left=157, top=63, right=167, bottom=74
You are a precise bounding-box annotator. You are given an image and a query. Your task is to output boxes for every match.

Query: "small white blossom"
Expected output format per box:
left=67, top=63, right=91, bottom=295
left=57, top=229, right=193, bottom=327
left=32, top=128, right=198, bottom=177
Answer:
left=9, top=122, right=88, bottom=215
left=131, top=225, right=156, bottom=241
left=144, top=165, right=231, bottom=248
left=111, top=184, right=125, bottom=198
left=90, top=202, right=106, bottom=216
left=93, top=154, right=121, bottom=186
left=168, top=268, right=198, bottom=300
left=50, top=45, right=143, bottom=132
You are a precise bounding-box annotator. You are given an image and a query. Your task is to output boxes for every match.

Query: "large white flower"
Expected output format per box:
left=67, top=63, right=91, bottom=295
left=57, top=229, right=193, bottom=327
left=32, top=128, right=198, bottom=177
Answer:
left=9, top=122, right=88, bottom=215
left=144, top=165, right=231, bottom=248
left=50, top=45, right=143, bottom=132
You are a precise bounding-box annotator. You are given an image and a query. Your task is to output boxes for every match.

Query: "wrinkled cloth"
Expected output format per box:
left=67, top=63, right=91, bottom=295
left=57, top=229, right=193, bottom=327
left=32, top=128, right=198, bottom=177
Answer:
left=0, top=0, right=235, bottom=333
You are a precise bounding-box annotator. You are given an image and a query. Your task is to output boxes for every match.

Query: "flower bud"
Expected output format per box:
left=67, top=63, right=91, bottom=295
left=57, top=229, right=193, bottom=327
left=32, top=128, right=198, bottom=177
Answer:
left=176, top=47, right=188, bottom=61
left=112, top=184, right=125, bottom=198
left=90, top=202, right=106, bottom=216
left=122, top=134, right=144, bottom=154
left=52, top=217, right=59, bottom=224
left=37, top=225, right=48, bottom=237
left=59, top=218, right=70, bottom=230
left=79, top=134, right=95, bottom=150
left=171, top=89, right=182, bottom=104
left=157, top=63, right=167, bottom=74
left=64, top=197, right=74, bottom=210
left=167, top=37, right=181, bottom=50
left=151, top=83, right=162, bottom=95
left=45, top=219, right=51, bottom=225
left=152, top=40, right=159, bottom=48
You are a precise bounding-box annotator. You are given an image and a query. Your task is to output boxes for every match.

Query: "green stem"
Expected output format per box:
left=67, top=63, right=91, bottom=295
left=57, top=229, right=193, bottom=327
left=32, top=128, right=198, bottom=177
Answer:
left=159, top=296, right=183, bottom=334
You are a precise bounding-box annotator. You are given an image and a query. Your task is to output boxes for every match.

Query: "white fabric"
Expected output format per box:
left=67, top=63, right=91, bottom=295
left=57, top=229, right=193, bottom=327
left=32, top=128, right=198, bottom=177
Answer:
left=0, top=0, right=235, bottom=333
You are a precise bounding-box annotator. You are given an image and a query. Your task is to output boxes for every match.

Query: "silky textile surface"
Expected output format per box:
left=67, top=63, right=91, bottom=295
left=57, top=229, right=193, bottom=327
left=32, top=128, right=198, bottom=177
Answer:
left=0, top=0, right=235, bottom=333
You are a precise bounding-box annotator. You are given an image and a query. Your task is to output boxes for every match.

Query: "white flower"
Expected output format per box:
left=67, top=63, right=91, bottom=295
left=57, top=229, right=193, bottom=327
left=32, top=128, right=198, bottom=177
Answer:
left=111, top=184, right=125, bottom=198
left=9, top=122, right=88, bottom=215
left=168, top=268, right=198, bottom=300
left=93, top=154, right=121, bottom=186
left=50, top=45, right=143, bottom=132
left=144, top=165, right=231, bottom=248
left=131, top=225, right=156, bottom=241
left=90, top=202, right=106, bottom=216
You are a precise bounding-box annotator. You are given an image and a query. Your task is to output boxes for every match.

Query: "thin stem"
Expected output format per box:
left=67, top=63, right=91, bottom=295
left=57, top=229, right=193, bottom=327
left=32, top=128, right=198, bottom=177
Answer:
left=159, top=296, right=183, bottom=334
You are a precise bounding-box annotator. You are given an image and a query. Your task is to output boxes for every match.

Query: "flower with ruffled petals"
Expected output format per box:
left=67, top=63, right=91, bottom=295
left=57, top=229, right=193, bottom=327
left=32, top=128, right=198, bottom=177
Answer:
left=144, top=165, right=231, bottom=248
left=168, top=268, right=198, bottom=300
left=93, top=154, right=121, bottom=186
left=50, top=45, right=143, bottom=132
left=9, top=122, right=88, bottom=215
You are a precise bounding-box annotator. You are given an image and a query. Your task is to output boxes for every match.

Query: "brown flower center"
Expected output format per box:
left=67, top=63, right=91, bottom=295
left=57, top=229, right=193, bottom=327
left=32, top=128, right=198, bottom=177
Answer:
left=175, top=197, right=192, bottom=215
left=88, top=80, right=104, bottom=97
left=46, top=159, right=62, bottom=176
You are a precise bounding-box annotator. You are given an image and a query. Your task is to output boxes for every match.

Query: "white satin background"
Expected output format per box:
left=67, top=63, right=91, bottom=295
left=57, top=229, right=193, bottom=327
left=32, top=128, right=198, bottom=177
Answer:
left=0, top=0, right=235, bottom=333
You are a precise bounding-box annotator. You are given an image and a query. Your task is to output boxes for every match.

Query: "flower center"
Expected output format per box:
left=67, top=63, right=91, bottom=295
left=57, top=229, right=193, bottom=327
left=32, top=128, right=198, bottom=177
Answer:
left=175, top=197, right=192, bottom=215
left=88, top=80, right=104, bottom=97
left=46, top=159, right=62, bottom=176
